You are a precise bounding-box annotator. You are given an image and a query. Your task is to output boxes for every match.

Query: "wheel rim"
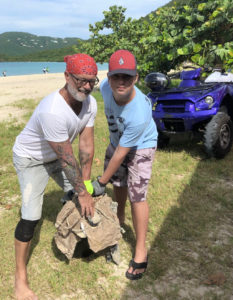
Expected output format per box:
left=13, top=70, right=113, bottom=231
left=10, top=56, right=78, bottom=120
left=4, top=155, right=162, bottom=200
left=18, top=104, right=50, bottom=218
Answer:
left=219, top=123, right=231, bottom=149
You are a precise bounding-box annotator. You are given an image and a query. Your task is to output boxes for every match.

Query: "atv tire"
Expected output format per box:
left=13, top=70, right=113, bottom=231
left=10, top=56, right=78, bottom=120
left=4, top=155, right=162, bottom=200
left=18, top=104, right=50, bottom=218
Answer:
left=204, top=112, right=233, bottom=158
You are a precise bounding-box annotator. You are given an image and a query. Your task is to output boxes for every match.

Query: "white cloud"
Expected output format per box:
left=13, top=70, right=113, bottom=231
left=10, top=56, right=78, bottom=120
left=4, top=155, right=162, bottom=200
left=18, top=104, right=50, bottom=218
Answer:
left=0, top=0, right=170, bottom=39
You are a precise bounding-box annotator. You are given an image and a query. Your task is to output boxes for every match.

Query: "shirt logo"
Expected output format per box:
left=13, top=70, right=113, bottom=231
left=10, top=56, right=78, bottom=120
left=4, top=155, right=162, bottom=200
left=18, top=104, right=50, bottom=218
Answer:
left=119, top=58, right=124, bottom=65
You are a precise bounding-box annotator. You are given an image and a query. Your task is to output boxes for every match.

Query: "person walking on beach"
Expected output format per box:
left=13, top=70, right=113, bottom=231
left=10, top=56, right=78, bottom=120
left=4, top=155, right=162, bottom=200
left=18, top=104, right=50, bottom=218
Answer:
left=13, top=53, right=99, bottom=300
left=92, top=49, right=157, bottom=280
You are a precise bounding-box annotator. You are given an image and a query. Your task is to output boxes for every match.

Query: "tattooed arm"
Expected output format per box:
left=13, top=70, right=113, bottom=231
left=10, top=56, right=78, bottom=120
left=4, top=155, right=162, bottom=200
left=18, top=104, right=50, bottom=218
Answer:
left=79, top=126, right=94, bottom=181
left=48, top=139, right=94, bottom=217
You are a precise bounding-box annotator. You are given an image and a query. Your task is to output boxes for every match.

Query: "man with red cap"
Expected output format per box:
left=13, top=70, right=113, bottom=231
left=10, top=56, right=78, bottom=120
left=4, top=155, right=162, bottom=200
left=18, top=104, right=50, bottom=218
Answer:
left=92, top=49, right=158, bottom=280
left=12, top=53, right=99, bottom=299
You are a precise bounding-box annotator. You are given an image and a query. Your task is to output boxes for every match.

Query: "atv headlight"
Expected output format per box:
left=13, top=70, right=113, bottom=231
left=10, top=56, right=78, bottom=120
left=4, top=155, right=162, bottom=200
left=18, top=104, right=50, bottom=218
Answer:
left=195, top=96, right=214, bottom=111
left=205, top=96, right=214, bottom=105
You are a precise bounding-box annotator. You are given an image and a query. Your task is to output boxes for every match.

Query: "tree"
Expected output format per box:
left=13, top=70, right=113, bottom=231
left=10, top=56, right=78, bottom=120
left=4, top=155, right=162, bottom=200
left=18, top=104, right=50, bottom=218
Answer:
left=79, top=0, right=233, bottom=79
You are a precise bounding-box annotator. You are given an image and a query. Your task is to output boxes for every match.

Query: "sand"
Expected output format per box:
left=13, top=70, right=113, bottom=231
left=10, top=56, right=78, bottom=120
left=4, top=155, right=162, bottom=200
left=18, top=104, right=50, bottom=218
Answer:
left=0, top=70, right=107, bottom=122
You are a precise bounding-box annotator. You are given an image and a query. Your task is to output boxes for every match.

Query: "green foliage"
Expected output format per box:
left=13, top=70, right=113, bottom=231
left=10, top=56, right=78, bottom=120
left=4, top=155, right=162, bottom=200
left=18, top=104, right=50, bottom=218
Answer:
left=80, top=0, right=233, bottom=79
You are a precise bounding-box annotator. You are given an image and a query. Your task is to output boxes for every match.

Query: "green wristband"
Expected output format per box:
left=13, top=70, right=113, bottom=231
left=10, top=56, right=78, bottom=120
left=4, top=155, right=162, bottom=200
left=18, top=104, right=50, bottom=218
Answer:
left=84, top=180, right=94, bottom=195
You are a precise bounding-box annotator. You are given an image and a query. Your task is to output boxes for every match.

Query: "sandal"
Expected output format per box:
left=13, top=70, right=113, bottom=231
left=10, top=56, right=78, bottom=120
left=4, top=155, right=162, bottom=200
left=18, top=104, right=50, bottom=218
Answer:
left=125, top=258, right=148, bottom=280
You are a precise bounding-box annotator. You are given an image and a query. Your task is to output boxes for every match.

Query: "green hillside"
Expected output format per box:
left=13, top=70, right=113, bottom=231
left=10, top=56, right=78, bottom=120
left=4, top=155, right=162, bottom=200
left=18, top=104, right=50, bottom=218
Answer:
left=11, top=44, right=79, bottom=62
left=0, top=32, right=80, bottom=57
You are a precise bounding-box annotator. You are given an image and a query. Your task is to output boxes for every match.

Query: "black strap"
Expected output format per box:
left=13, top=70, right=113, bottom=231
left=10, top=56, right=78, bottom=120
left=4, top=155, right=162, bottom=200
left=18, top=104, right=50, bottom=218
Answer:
left=130, top=259, right=148, bottom=271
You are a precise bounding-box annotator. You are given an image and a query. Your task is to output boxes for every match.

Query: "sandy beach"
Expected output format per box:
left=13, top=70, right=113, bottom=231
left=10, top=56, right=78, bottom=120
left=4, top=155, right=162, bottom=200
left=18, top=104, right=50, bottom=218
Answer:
left=0, top=70, right=107, bottom=122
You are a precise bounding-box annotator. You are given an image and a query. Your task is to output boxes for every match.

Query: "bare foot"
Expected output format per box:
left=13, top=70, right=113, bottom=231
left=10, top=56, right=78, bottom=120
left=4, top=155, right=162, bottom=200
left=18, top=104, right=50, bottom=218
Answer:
left=15, top=276, right=38, bottom=300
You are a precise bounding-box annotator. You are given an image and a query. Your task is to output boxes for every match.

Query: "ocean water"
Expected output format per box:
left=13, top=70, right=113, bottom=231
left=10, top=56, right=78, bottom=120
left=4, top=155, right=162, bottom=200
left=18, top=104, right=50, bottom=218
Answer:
left=0, top=61, right=108, bottom=77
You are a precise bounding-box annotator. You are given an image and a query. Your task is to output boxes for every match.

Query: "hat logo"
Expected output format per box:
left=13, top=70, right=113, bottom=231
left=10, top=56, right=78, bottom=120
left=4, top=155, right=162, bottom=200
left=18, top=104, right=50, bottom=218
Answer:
left=119, top=57, right=124, bottom=65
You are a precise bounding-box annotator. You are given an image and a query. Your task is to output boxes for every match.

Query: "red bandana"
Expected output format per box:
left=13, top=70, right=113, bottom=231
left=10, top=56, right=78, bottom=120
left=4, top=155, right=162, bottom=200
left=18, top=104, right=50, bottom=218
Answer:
left=64, top=53, right=98, bottom=75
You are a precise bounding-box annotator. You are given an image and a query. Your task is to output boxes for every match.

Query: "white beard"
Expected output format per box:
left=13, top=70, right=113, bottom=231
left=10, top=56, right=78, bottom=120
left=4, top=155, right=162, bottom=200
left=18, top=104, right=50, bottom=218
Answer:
left=67, top=83, right=89, bottom=102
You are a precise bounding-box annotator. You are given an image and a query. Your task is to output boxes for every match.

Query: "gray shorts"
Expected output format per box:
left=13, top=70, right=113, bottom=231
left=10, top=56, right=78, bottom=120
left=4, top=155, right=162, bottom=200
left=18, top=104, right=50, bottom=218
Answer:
left=104, top=144, right=156, bottom=203
left=13, top=153, right=73, bottom=220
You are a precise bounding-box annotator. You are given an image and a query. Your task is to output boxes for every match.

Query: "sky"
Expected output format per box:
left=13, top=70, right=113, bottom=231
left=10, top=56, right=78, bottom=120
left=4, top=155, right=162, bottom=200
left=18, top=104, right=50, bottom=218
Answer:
left=0, top=0, right=170, bottom=40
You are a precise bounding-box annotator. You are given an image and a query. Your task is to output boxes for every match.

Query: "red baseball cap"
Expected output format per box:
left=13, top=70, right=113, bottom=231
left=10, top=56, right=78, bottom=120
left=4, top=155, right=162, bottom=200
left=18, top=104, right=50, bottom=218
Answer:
left=64, top=53, right=98, bottom=75
left=108, top=50, right=137, bottom=77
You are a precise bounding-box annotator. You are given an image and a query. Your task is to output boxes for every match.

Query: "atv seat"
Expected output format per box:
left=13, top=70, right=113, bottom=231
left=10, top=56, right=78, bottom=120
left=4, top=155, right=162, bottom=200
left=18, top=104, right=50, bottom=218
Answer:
left=205, top=71, right=233, bottom=83
left=179, top=68, right=202, bottom=88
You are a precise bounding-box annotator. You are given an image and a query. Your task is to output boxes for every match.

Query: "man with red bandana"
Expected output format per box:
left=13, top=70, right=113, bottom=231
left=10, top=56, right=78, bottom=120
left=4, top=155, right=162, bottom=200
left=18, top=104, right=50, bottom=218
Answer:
left=12, top=53, right=99, bottom=300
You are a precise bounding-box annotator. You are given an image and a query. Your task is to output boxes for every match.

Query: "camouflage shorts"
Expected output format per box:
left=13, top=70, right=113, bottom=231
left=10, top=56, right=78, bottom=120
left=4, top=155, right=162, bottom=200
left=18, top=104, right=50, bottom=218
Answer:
left=104, top=144, right=156, bottom=203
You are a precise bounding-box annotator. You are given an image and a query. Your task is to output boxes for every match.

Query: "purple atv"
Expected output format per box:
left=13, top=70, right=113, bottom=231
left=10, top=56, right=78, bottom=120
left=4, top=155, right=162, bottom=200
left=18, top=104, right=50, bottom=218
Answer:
left=145, top=68, right=233, bottom=158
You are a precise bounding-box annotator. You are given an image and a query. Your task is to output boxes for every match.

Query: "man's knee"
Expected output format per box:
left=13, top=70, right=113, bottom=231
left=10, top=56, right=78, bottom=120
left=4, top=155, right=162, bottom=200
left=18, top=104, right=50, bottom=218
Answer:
left=15, top=219, right=39, bottom=242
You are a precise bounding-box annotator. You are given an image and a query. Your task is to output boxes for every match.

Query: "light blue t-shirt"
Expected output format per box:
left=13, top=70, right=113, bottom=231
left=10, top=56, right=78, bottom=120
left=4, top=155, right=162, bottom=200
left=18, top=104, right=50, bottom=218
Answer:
left=100, top=78, right=157, bottom=149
